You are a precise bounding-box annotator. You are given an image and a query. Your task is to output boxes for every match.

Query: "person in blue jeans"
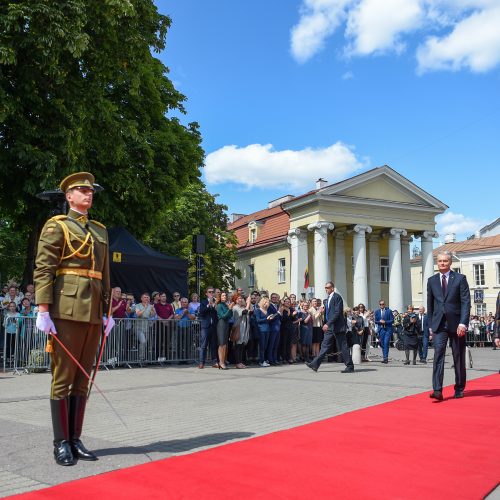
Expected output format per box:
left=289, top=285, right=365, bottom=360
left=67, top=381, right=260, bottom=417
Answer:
left=374, top=299, right=394, bottom=363
left=254, top=297, right=272, bottom=367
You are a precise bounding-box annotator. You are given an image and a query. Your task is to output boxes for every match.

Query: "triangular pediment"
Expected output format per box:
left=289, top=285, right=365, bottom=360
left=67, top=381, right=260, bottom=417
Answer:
left=318, top=165, right=447, bottom=209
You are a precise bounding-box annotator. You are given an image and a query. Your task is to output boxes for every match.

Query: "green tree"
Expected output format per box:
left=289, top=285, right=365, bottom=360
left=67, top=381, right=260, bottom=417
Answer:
left=0, top=0, right=203, bottom=285
left=145, top=181, right=241, bottom=293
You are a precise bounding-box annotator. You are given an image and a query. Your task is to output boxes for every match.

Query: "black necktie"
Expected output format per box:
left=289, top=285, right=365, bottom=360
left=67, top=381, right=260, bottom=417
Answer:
left=441, top=274, right=447, bottom=297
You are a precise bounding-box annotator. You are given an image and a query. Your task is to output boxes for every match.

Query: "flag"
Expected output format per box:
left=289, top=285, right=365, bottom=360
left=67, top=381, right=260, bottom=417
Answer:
left=304, top=267, right=310, bottom=289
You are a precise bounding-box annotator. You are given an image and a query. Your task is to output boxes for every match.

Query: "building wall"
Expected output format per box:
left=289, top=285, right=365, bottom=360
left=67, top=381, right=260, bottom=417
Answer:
left=234, top=244, right=291, bottom=296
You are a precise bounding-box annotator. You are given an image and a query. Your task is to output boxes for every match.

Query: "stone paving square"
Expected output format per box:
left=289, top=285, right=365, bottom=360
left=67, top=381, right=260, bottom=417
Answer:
left=0, top=347, right=499, bottom=498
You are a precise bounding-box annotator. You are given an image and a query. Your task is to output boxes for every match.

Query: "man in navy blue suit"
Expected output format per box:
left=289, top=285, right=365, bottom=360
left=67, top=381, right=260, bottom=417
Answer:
left=375, top=299, right=394, bottom=364
left=427, top=250, right=470, bottom=401
left=197, top=286, right=218, bottom=369
left=417, top=305, right=430, bottom=363
left=306, top=281, right=353, bottom=373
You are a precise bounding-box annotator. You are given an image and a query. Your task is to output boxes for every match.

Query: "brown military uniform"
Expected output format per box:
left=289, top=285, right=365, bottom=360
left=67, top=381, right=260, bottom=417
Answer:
left=34, top=208, right=110, bottom=398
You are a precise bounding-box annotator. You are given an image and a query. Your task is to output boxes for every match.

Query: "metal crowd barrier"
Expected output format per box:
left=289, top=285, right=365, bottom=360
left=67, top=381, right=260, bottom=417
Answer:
left=1, top=316, right=200, bottom=374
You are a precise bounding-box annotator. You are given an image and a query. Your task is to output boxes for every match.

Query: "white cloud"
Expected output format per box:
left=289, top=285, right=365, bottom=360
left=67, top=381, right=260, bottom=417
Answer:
left=290, top=0, right=500, bottom=73
left=417, top=5, right=500, bottom=73
left=436, top=211, right=486, bottom=238
left=290, top=0, right=353, bottom=63
left=345, top=0, right=422, bottom=56
left=342, top=70, right=354, bottom=79
left=205, top=142, right=366, bottom=189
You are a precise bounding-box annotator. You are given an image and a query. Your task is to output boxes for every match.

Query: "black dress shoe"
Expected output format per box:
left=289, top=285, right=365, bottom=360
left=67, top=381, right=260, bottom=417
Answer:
left=341, top=367, right=354, bottom=373
left=53, top=440, right=75, bottom=466
left=454, top=390, right=464, bottom=399
left=382, top=359, right=388, bottom=364
left=71, top=439, right=98, bottom=461
left=403, top=360, right=410, bottom=365
left=429, top=391, right=443, bottom=401
left=306, top=362, right=318, bottom=372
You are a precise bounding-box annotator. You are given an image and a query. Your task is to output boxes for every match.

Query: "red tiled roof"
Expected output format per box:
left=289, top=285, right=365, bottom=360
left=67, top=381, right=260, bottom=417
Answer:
left=411, top=234, right=500, bottom=263
left=229, top=205, right=290, bottom=250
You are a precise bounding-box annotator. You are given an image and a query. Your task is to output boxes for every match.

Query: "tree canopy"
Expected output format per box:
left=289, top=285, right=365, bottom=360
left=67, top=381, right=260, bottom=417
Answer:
left=0, top=0, right=217, bottom=286
left=145, top=181, right=241, bottom=293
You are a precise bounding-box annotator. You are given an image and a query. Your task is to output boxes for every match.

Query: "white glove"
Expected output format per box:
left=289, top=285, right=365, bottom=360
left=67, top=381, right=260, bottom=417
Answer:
left=36, top=311, right=57, bottom=335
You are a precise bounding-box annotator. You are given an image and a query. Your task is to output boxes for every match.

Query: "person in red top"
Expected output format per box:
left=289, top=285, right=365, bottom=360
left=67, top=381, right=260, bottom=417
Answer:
left=155, top=292, right=174, bottom=360
left=155, top=292, right=174, bottom=319
left=111, top=287, right=127, bottom=319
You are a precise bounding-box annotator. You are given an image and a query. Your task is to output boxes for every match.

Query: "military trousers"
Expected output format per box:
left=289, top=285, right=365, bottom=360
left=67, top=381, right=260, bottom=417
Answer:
left=50, top=319, right=101, bottom=399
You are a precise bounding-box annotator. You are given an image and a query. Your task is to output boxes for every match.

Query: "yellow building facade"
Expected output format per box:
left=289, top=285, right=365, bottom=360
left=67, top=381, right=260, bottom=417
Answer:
left=230, top=165, right=447, bottom=311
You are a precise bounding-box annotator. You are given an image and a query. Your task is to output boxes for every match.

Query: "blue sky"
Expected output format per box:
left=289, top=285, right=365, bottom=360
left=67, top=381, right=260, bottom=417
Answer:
left=156, top=0, right=500, bottom=244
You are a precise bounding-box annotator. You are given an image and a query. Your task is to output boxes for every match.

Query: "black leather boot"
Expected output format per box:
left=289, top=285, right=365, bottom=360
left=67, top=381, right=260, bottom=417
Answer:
left=69, top=395, right=98, bottom=461
left=50, top=398, right=75, bottom=466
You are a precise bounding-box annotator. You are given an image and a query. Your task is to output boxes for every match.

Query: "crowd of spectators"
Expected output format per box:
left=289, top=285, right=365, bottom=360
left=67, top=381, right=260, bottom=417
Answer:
left=1, top=282, right=498, bottom=367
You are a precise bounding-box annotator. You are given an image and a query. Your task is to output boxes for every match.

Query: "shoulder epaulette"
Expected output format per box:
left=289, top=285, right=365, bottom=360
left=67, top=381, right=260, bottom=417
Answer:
left=49, top=215, right=68, bottom=222
left=90, top=220, right=106, bottom=229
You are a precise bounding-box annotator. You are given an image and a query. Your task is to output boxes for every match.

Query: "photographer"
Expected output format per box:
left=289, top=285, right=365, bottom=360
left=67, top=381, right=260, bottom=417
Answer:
left=402, top=306, right=421, bottom=365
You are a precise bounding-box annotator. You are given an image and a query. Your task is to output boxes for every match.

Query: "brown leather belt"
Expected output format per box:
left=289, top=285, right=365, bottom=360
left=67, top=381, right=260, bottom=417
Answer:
left=56, top=268, right=102, bottom=280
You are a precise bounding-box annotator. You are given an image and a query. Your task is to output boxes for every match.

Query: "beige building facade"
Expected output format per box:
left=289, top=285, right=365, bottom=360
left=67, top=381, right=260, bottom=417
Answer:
left=230, top=165, right=448, bottom=311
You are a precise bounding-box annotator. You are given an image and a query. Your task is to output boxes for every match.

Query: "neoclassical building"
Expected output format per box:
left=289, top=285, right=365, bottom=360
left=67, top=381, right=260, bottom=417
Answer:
left=229, top=165, right=447, bottom=311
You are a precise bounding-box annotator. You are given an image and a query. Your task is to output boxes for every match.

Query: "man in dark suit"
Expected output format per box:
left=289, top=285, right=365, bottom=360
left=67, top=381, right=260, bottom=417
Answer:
left=197, top=286, right=218, bottom=368
left=417, top=306, right=430, bottom=363
left=427, top=250, right=470, bottom=401
left=306, top=281, right=353, bottom=373
left=494, top=291, right=500, bottom=373
left=374, top=299, right=394, bottom=364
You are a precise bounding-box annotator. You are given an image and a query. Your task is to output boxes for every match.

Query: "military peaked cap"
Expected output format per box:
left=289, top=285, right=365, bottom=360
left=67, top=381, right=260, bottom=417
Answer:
left=60, top=172, right=95, bottom=192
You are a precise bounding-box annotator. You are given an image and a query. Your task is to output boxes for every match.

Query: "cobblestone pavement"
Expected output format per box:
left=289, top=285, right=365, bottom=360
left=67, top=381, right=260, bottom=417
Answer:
left=1, top=347, right=499, bottom=498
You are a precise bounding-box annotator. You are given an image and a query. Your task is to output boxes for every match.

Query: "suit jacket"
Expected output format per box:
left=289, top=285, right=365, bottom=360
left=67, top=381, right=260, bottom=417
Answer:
left=325, top=292, right=346, bottom=333
left=375, top=308, right=394, bottom=333
left=34, top=209, right=110, bottom=325
left=427, top=271, right=470, bottom=333
left=198, top=298, right=218, bottom=329
left=418, top=313, right=429, bottom=337
left=494, top=291, right=500, bottom=336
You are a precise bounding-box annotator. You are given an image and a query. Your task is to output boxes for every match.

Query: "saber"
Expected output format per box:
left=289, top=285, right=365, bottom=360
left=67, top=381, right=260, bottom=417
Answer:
left=89, top=299, right=113, bottom=399
left=88, top=330, right=107, bottom=399
left=50, top=333, right=128, bottom=428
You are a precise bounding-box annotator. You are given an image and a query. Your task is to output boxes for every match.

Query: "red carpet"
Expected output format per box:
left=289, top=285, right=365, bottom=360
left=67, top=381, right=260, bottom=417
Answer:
left=12, top=374, right=500, bottom=500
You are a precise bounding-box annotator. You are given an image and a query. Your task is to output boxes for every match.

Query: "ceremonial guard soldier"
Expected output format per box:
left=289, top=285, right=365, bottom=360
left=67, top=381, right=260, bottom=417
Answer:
left=34, top=172, right=110, bottom=466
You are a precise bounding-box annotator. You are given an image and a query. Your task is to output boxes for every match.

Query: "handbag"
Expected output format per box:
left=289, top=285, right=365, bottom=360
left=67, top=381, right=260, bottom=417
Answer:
left=230, top=324, right=240, bottom=343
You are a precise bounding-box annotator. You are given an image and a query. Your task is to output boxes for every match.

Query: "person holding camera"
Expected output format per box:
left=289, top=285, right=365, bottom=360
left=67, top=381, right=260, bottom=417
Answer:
left=402, top=306, right=421, bottom=365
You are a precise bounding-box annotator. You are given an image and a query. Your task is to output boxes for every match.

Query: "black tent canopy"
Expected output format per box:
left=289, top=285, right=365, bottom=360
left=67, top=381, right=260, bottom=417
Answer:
left=108, top=227, right=188, bottom=301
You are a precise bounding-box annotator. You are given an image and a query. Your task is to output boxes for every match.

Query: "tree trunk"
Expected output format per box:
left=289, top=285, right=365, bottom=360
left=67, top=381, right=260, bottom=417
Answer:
left=22, top=221, right=43, bottom=288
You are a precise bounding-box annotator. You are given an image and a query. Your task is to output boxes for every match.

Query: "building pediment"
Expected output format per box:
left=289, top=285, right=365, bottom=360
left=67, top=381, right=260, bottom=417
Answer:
left=284, top=165, right=448, bottom=212
left=317, top=165, right=447, bottom=210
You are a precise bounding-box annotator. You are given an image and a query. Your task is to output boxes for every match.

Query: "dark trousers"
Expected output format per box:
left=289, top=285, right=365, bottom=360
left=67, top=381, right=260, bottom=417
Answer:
left=199, top=324, right=216, bottom=365
left=419, top=333, right=429, bottom=360
left=360, top=327, right=369, bottom=357
left=432, top=329, right=466, bottom=392
left=280, top=329, right=292, bottom=362
left=258, top=331, right=270, bottom=363
left=268, top=329, right=280, bottom=363
left=310, top=329, right=353, bottom=370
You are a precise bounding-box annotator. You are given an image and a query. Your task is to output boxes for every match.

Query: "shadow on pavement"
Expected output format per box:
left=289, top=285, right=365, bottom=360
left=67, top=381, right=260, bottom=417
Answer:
left=96, top=431, right=255, bottom=457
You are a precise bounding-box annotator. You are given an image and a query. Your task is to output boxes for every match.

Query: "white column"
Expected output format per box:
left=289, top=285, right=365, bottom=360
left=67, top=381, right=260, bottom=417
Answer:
left=421, top=231, right=438, bottom=309
left=368, top=234, right=380, bottom=310
left=287, top=228, right=308, bottom=297
left=333, top=231, right=347, bottom=302
left=388, top=228, right=407, bottom=313
left=401, top=236, right=412, bottom=308
left=307, top=221, right=334, bottom=299
left=352, top=224, right=372, bottom=306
